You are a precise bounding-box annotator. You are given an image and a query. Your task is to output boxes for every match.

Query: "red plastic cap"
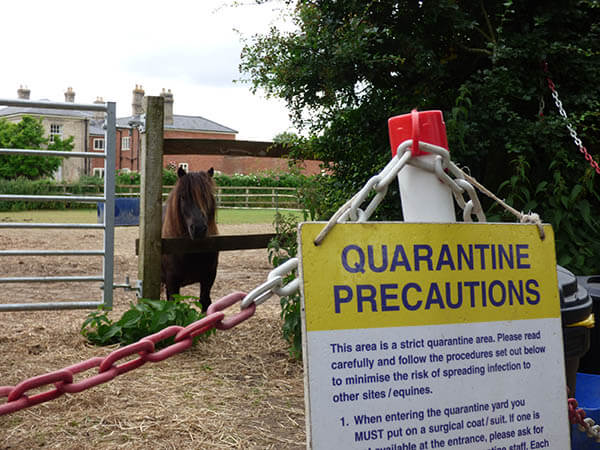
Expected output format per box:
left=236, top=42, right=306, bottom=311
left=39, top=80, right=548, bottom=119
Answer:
left=388, top=110, right=448, bottom=156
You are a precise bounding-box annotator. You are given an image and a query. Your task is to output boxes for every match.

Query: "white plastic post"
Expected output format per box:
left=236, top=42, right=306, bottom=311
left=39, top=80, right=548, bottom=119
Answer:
left=388, top=110, right=455, bottom=222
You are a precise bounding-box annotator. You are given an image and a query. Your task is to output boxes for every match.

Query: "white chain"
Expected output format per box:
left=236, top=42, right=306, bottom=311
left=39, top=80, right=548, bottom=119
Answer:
left=241, top=139, right=493, bottom=309
left=551, top=91, right=584, bottom=148
left=579, top=417, right=600, bottom=442
left=241, top=258, right=300, bottom=308
left=547, top=79, right=600, bottom=175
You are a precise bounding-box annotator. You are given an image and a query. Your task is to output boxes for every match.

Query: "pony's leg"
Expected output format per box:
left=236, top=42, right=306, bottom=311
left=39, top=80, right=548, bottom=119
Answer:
left=198, top=276, right=215, bottom=312
left=162, top=254, right=181, bottom=301
left=166, top=283, right=180, bottom=301
left=199, top=253, right=218, bottom=312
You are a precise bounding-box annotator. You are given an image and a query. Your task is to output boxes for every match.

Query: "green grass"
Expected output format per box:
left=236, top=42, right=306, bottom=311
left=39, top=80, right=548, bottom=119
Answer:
left=0, top=208, right=99, bottom=223
left=0, top=208, right=305, bottom=225
left=217, top=208, right=305, bottom=224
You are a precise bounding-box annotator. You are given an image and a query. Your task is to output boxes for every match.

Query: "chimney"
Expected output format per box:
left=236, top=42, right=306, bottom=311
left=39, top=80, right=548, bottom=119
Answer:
left=64, top=87, right=75, bottom=103
left=17, top=85, right=30, bottom=100
left=161, top=88, right=174, bottom=125
left=132, top=84, right=145, bottom=116
left=93, top=97, right=105, bottom=120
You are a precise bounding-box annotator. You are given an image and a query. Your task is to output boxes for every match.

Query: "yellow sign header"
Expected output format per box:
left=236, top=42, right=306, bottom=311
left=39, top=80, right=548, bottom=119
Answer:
left=299, top=222, right=559, bottom=332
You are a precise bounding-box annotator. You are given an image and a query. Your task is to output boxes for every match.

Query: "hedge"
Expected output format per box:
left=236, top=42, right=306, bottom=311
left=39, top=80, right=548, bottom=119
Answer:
left=0, top=169, right=321, bottom=212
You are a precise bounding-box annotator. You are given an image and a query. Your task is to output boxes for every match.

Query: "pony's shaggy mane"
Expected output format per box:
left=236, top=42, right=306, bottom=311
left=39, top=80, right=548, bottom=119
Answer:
left=162, top=171, right=218, bottom=238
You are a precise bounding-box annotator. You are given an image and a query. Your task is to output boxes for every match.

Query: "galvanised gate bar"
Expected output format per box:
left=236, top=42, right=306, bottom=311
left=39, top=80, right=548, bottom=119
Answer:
left=0, top=98, right=116, bottom=311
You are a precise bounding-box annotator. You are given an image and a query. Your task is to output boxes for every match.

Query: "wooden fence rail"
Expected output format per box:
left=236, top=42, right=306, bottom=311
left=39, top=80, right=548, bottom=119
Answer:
left=135, top=233, right=277, bottom=255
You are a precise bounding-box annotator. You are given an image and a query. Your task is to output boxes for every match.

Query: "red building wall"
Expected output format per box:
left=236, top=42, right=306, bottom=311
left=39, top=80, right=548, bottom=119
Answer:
left=90, top=128, right=322, bottom=176
left=164, top=154, right=322, bottom=176
left=163, top=129, right=322, bottom=176
left=89, top=127, right=142, bottom=174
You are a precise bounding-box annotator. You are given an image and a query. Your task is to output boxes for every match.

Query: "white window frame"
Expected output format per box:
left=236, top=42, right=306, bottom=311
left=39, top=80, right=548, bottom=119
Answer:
left=93, top=167, right=105, bottom=178
left=49, top=124, right=63, bottom=143
left=93, top=138, right=105, bottom=151
left=121, top=136, right=131, bottom=151
left=178, top=162, right=189, bottom=172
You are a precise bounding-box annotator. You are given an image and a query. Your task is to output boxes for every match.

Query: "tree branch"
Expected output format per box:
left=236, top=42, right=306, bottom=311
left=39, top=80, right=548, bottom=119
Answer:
left=481, top=0, right=496, bottom=44
left=457, top=43, right=493, bottom=56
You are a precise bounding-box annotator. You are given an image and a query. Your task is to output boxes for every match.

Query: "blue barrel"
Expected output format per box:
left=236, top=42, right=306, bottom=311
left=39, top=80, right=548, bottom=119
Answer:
left=572, top=372, right=600, bottom=448
left=97, top=197, right=140, bottom=226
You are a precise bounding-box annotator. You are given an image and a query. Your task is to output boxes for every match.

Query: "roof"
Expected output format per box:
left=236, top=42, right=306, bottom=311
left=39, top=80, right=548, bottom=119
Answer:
left=0, top=104, right=238, bottom=135
left=89, top=119, right=105, bottom=135
left=0, top=102, right=95, bottom=120
left=117, top=114, right=237, bottom=134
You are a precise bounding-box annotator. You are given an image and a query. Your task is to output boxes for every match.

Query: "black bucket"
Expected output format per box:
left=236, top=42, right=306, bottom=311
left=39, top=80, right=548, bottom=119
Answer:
left=575, top=275, right=600, bottom=375
left=558, top=265, right=593, bottom=394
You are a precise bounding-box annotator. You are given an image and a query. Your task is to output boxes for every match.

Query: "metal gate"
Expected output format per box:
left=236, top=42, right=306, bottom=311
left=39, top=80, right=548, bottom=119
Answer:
left=0, top=98, right=116, bottom=311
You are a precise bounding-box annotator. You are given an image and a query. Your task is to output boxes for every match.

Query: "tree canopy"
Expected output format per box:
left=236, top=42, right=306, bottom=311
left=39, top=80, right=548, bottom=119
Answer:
left=0, top=116, right=73, bottom=179
left=241, top=0, right=600, bottom=273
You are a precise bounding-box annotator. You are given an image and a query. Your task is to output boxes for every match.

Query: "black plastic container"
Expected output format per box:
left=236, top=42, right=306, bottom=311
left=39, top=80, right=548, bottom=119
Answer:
left=575, top=275, right=600, bottom=374
left=557, top=265, right=593, bottom=394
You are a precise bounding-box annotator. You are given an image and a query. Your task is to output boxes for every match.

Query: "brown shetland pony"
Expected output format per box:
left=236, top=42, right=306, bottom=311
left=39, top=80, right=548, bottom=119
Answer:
left=161, top=166, right=219, bottom=311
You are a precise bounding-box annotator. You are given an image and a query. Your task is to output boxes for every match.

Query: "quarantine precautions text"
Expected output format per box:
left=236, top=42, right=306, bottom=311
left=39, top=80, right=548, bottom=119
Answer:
left=334, top=243, right=540, bottom=312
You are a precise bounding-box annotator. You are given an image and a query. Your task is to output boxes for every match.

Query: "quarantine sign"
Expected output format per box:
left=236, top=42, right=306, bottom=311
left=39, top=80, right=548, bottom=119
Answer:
left=298, top=222, right=569, bottom=450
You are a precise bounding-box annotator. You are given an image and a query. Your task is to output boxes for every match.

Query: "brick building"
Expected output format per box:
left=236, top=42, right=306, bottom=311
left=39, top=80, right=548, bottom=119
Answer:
left=1, top=85, right=321, bottom=180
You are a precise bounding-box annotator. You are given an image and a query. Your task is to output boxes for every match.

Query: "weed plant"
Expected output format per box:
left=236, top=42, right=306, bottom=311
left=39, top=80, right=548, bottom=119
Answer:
left=81, top=296, right=213, bottom=348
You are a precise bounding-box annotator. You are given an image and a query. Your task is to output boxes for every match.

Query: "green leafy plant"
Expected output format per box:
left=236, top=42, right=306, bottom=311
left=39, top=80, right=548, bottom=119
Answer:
left=81, top=296, right=214, bottom=348
left=0, top=177, right=86, bottom=211
left=115, top=169, right=141, bottom=186
left=268, top=212, right=303, bottom=359
left=495, top=155, right=600, bottom=275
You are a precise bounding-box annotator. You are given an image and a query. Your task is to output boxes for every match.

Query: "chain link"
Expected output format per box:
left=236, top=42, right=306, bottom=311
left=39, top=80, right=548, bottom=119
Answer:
left=545, top=67, right=600, bottom=175
left=315, top=140, right=487, bottom=247
left=569, top=398, right=600, bottom=442
left=405, top=142, right=487, bottom=223
left=241, top=258, right=300, bottom=309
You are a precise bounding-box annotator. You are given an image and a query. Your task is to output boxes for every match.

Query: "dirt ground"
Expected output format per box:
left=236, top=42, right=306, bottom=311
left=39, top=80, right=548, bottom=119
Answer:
left=0, top=224, right=306, bottom=449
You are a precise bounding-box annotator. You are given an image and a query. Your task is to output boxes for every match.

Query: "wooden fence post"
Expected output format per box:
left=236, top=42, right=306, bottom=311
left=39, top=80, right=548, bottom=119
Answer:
left=138, top=96, right=164, bottom=299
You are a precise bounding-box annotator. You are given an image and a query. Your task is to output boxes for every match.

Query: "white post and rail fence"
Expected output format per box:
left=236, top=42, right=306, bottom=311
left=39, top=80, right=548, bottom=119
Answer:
left=49, top=184, right=302, bottom=210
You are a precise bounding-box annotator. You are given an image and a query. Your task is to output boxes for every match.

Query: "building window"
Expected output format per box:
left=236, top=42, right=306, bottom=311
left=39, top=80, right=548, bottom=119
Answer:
left=49, top=124, right=63, bottom=143
left=178, top=162, right=189, bottom=172
left=93, top=138, right=105, bottom=151
left=122, top=136, right=130, bottom=151
left=93, top=167, right=105, bottom=178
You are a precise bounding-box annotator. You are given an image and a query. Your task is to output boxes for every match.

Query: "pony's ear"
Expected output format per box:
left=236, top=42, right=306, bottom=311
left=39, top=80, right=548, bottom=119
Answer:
left=207, top=167, right=214, bottom=177
left=177, top=166, right=186, bottom=178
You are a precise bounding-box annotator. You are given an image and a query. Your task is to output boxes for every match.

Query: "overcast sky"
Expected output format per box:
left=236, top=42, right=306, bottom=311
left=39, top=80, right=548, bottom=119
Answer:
left=0, top=0, right=293, bottom=141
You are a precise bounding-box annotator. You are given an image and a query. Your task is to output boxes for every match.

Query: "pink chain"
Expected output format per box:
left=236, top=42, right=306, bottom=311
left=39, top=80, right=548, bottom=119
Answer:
left=569, top=398, right=587, bottom=427
left=0, top=291, right=251, bottom=416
